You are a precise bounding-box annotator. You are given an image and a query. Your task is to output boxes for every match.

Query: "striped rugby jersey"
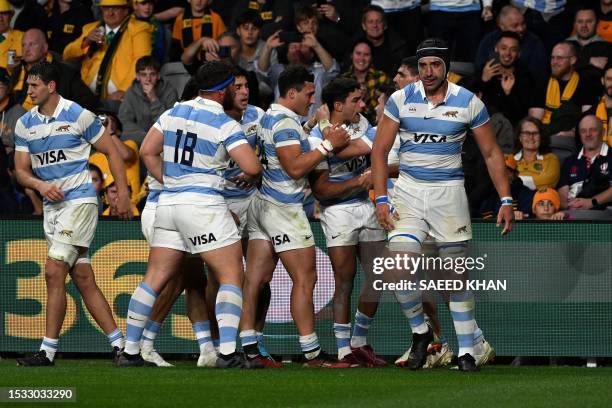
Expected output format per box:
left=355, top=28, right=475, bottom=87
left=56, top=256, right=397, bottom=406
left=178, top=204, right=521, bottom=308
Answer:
left=512, top=0, right=565, bottom=14
left=309, top=114, right=373, bottom=207
left=366, top=126, right=401, bottom=190
left=222, top=104, right=265, bottom=200
left=384, top=80, right=489, bottom=187
left=14, top=97, right=104, bottom=209
left=153, top=97, right=248, bottom=206
left=258, top=103, right=311, bottom=205
left=144, top=173, right=162, bottom=206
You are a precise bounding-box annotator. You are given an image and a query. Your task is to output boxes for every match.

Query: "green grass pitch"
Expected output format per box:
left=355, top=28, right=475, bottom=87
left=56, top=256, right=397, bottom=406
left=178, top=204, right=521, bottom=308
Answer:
left=1, top=359, right=612, bottom=407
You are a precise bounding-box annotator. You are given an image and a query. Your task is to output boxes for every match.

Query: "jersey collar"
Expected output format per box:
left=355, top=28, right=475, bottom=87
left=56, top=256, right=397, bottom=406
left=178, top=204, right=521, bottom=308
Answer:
left=415, top=80, right=460, bottom=106
left=31, top=96, right=67, bottom=122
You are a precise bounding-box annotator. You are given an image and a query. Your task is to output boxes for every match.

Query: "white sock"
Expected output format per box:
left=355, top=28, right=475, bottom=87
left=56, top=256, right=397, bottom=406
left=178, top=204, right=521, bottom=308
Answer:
left=40, top=337, right=58, bottom=362
left=107, top=328, right=125, bottom=349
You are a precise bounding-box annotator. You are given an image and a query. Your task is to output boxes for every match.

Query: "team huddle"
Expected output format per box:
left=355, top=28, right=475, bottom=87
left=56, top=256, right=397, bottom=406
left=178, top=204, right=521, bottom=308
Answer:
left=13, top=38, right=513, bottom=372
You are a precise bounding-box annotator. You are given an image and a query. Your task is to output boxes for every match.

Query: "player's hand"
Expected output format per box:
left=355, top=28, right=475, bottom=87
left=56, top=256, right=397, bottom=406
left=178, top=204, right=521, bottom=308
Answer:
left=315, top=104, right=330, bottom=122
left=37, top=182, right=64, bottom=202
left=481, top=59, right=501, bottom=82
left=325, top=124, right=350, bottom=150
left=357, top=169, right=372, bottom=190
left=496, top=205, right=514, bottom=235
left=265, top=30, right=284, bottom=50
left=376, top=202, right=399, bottom=231
left=231, top=172, right=257, bottom=189
left=115, top=191, right=132, bottom=220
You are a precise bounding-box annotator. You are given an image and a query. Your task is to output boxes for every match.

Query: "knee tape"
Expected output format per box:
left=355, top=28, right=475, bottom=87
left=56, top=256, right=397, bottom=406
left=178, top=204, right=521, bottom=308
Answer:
left=75, top=251, right=91, bottom=265
left=48, top=242, right=79, bottom=268
left=436, top=242, right=468, bottom=259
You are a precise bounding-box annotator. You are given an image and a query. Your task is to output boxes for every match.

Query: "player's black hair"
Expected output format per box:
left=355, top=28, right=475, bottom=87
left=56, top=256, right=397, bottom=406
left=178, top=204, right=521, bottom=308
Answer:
left=322, top=77, right=360, bottom=113
left=27, top=61, right=61, bottom=86
left=181, top=77, right=199, bottom=101
left=195, top=61, right=234, bottom=92
left=231, top=65, right=249, bottom=80
left=400, top=56, right=418, bottom=76
left=278, top=65, right=314, bottom=97
left=377, top=83, right=396, bottom=99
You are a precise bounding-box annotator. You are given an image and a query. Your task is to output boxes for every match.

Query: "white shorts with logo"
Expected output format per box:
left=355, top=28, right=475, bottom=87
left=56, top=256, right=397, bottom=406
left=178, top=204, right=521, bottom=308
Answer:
left=43, top=203, right=98, bottom=249
left=227, top=195, right=254, bottom=239
left=247, top=193, right=315, bottom=253
left=320, top=200, right=386, bottom=247
left=389, top=183, right=471, bottom=251
left=151, top=204, right=240, bottom=254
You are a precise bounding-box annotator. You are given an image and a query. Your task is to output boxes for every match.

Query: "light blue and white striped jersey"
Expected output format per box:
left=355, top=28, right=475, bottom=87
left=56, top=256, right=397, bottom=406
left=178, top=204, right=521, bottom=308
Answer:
left=309, top=114, right=372, bottom=207
left=14, top=97, right=103, bottom=209
left=222, top=104, right=265, bottom=200
left=384, top=80, right=489, bottom=187
left=153, top=97, right=248, bottom=206
left=366, top=126, right=400, bottom=191
left=430, top=0, right=490, bottom=12
left=258, top=103, right=310, bottom=205
left=371, top=0, right=421, bottom=12
left=144, top=173, right=162, bottom=207
left=512, top=0, right=565, bottom=14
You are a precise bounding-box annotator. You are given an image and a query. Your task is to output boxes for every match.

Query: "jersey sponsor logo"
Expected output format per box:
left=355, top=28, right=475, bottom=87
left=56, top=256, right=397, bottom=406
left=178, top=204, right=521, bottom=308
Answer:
left=35, top=149, right=67, bottom=165
left=345, top=156, right=367, bottom=172
left=272, top=234, right=290, bottom=246
left=59, top=229, right=73, bottom=238
left=408, top=106, right=417, bottom=112
left=55, top=125, right=71, bottom=132
left=413, top=134, right=447, bottom=143
left=443, top=110, right=459, bottom=118
left=188, top=233, right=217, bottom=246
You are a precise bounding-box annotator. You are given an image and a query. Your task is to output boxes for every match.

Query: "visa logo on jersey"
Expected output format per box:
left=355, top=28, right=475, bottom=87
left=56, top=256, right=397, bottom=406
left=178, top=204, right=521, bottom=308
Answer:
left=36, top=150, right=67, bottom=165
left=345, top=156, right=367, bottom=172
left=188, top=233, right=217, bottom=246
left=413, top=134, right=447, bottom=143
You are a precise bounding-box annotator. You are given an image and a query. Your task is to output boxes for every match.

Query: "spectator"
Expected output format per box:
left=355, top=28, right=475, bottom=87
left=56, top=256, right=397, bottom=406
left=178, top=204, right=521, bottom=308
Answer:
left=0, top=67, right=26, bottom=151
left=0, top=0, right=23, bottom=70
left=596, top=0, right=612, bottom=42
left=133, top=0, right=171, bottom=63
left=370, top=0, right=423, bottom=56
left=89, top=113, right=141, bottom=206
left=101, top=172, right=139, bottom=216
left=47, top=0, right=95, bottom=54
left=172, top=0, right=226, bottom=62
left=393, top=56, right=419, bottom=90
left=512, top=0, right=573, bottom=52
left=479, top=154, right=534, bottom=219
left=9, top=0, right=47, bottom=32
left=89, top=163, right=105, bottom=214
left=479, top=31, right=536, bottom=124
left=567, top=7, right=612, bottom=82
left=235, top=10, right=274, bottom=100
left=299, top=0, right=367, bottom=50
left=428, top=0, right=493, bottom=62
left=558, top=114, right=612, bottom=210
left=532, top=187, right=567, bottom=220
left=230, top=0, right=294, bottom=40
left=293, top=4, right=349, bottom=62
left=13, top=28, right=97, bottom=111
left=475, top=5, right=548, bottom=84
left=119, top=56, right=178, bottom=145
left=529, top=41, right=601, bottom=138
left=256, top=28, right=339, bottom=116
left=513, top=116, right=561, bottom=190
left=358, top=5, right=407, bottom=76
left=594, top=63, right=612, bottom=146
left=341, top=38, right=389, bottom=124
left=63, top=0, right=153, bottom=108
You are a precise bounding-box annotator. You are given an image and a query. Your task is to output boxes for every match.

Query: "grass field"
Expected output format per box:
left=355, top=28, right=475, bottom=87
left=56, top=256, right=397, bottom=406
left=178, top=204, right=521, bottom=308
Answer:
left=1, top=358, right=612, bottom=407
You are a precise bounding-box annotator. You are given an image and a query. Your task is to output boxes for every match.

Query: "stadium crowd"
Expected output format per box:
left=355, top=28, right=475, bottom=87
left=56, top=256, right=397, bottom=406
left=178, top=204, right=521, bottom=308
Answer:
left=1, top=0, right=612, bottom=219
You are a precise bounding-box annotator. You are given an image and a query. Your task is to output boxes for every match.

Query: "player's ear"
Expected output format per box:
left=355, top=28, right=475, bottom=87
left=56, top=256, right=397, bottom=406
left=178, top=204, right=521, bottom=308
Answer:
left=334, top=101, right=343, bottom=113
left=48, top=80, right=58, bottom=94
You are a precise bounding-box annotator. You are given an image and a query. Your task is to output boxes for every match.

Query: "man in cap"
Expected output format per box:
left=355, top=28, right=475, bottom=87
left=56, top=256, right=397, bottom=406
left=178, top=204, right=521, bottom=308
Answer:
left=63, top=0, right=152, bottom=105
left=0, top=0, right=23, bottom=70
left=371, top=38, right=513, bottom=372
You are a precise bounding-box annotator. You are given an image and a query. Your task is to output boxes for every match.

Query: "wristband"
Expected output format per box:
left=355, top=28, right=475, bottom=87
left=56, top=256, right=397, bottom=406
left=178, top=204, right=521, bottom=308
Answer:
left=320, top=139, right=333, bottom=153
left=318, top=119, right=331, bottom=132
left=500, top=196, right=513, bottom=206
left=375, top=196, right=389, bottom=204
left=303, top=120, right=315, bottom=131
left=316, top=144, right=329, bottom=157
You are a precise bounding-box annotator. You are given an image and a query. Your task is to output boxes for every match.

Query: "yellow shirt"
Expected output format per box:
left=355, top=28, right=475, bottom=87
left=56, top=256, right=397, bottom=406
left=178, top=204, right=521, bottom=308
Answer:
left=89, top=139, right=141, bottom=206
left=0, top=29, right=24, bottom=70
left=515, top=151, right=560, bottom=190
left=102, top=205, right=139, bottom=216
left=63, top=17, right=152, bottom=98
